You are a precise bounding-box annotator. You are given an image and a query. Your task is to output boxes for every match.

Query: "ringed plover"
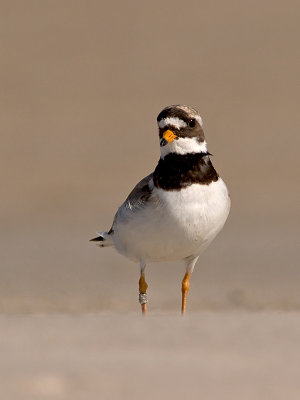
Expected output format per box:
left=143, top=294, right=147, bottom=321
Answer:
left=91, top=105, right=230, bottom=314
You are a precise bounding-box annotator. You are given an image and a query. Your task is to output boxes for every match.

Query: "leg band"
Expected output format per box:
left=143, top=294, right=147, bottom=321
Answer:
left=139, top=292, right=148, bottom=304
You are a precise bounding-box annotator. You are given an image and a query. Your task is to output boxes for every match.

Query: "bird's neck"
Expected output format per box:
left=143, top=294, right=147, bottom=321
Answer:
left=153, top=152, right=219, bottom=190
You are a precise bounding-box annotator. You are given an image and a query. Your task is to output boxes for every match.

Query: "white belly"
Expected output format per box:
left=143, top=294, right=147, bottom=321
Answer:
left=113, top=178, right=230, bottom=263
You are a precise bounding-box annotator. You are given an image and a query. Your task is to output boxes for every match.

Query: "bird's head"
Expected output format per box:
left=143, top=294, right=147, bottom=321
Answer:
left=157, top=105, right=207, bottom=158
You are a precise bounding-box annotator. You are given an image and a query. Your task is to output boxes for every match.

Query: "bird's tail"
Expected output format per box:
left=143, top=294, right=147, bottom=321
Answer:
left=90, top=229, right=114, bottom=247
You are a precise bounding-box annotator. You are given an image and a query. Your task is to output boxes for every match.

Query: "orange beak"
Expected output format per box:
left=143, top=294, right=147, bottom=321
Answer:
left=160, top=130, right=178, bottom=146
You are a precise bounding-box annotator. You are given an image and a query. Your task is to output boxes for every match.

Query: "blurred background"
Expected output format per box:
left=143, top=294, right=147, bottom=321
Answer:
left=1, top=2, right=300, bottom=399
left=1, top=0, right=299, bottom=313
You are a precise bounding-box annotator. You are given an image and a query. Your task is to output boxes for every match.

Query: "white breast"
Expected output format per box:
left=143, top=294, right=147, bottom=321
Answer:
left=113, top=178, right=230, bottom=263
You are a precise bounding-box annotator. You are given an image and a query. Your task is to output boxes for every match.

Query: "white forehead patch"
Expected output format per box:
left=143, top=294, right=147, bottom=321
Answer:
left=158, top=117, right=187, bottom=130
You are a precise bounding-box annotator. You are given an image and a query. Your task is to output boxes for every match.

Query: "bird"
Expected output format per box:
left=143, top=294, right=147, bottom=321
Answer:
left=91, top=105, right=230, bottom=315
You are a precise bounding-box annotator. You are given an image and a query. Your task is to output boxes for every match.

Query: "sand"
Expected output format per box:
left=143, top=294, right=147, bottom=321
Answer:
left=2, top=312, right=300, bottom=400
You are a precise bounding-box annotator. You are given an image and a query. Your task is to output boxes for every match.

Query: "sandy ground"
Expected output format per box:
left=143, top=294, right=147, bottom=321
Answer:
left=2, top=312, right=300, bottom=400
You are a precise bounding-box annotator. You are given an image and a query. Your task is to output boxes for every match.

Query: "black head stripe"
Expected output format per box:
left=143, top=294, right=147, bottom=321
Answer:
left=157, top=106, right=190, bottom=124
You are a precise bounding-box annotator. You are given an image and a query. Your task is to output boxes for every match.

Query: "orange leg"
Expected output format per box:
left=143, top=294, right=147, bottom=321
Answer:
left=181, top=272, right=191, bottom=314
left=139, top=274, right=148, bottom=315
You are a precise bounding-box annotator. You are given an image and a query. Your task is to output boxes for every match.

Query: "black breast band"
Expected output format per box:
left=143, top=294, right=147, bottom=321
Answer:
left=153, top=152, right=219, bottom=190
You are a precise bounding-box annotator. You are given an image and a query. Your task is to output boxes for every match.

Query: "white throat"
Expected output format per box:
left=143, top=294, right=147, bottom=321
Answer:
left=160, top=137, right=207, bottom=159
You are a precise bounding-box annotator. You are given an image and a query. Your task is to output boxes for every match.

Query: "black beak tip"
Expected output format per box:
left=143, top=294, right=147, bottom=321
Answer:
left=160, top=138, right=167, bottom=147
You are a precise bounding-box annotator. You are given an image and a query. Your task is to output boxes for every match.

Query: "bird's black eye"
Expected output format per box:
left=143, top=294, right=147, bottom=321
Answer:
left=188, top=119, right=196, bottom=128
